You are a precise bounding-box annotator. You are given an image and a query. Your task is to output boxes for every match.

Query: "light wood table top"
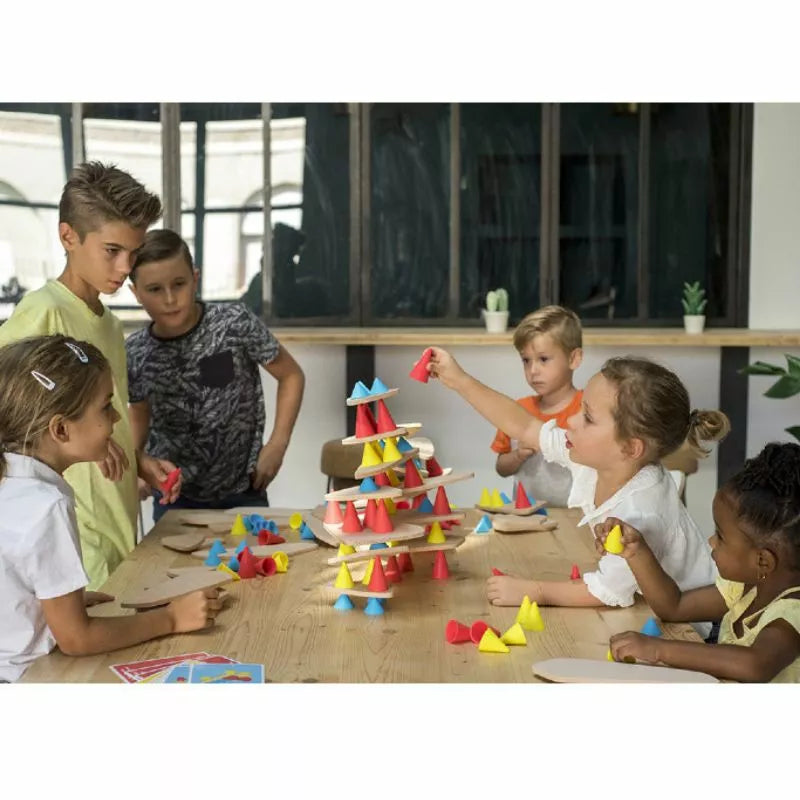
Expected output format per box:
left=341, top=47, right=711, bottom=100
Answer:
left=20, top=507, right=703, bottom=683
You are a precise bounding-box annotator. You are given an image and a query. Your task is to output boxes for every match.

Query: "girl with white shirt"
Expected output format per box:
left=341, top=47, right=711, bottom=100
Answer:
left=0, top=335, right=223, bottom=683
left=426, top=348, right=729, bottom=636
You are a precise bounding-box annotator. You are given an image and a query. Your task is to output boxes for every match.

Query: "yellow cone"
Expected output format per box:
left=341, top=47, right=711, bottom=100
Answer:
left=500, top=622, right=527, bottom=646
left=384, top=497, right=396, bottom=515
left=479, top=487, right=492, bottom=506
left=362, top=557, right=375, bottom=584
left=337, top=543, right=356, bottom=558
left=230, top=513, right=248, bottom=536
left=515, top=595, right=532, bottom=627
left=478, top=629, right=510, bottom=654
left=604, top=524, right=624, bottom=554
left=361, top=442, right=383, bottom=469
left=334, top=562, right=354, bottom=589
left=524, top=601, right=545, bottom=632
left=426, top=521, right=446, bottom=544
left=273, top=551, right=289, bottom=573
left=385, top=468, right=400, bottom=487
left=607, top=648, right=614, bottom=661
left=288, top=512, right=303, bottom=530
left=490, top=489, right=504, bottom=508
left=216, top=562, right=241, bottom=581
left=383, top=438, right=402, bottom=462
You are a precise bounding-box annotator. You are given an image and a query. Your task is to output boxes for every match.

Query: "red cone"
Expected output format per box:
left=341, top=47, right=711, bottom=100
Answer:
left=469, top=620, right=501, bottom=644
left=491, top=567, right=505, bottom=576
left=515, top=483, right=532, bottom=509
left=342, top=501, right=363, bottom=534
left=372, top=500, right=394, bottom=534
left=373, top=470, right=390, bottom=487
left=570, top=564, right=581, bottom=580
left=375, top=399, right=397, bottom=434
left=363, top=498, right=378, bottom=530
left=432, top=550, right=450, bottom=580
left=395, top=500, right=410, bottom=511
left=403, top=460, right=424, bottom=489
left=258, top=531, right=285, bottom=546
left=367, top=556, right=389, bottom=592
left=425, top=456, right=443, bottom=477
left=409, top=348, right=432, bottom=383
left=397, top=552, right=414, bottom=573
left=384, top=554, right=402, bottom=583
left=355, top=403, right=377, bottom=438
left=412, top=492, right=427, bottom=510
left=256, top=556, right=277, bottom=576
left=445, top=619, right=471, bottom=643
left=433, top=486, right=451, bottom=516
left=324, top=500, right=344, bottom=524
left=238, top=547, right=258, bottom=579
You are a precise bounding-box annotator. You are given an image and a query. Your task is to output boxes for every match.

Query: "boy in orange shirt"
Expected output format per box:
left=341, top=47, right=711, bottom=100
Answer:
left=491, top=305, right=583, bottom=506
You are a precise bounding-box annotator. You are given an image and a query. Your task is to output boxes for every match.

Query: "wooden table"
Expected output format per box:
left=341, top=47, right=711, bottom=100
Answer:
left=20, top=508, right=703, bottom=683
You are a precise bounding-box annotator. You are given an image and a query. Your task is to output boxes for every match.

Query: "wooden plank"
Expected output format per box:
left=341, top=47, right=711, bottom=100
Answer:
left=191, top=541, right=319, bottom=560
left=120, top=571, right=231, bottom=610
left=491, top=515, right=559, bottom=533
left=532, top=658, right=718, bottom=684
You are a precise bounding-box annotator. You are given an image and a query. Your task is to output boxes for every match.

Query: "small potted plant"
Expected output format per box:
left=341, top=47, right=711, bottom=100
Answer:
left=681, top=281, right=707, bottom=334
left=483, top=288, right=509, bottom=333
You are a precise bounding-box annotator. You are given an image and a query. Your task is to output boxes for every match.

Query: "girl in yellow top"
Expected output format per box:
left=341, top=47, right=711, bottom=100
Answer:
left=597, top=442, right=800, bottom=682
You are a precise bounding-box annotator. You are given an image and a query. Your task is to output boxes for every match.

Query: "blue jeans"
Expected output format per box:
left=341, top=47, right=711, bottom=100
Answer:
left=151, top=486, right=270, bottom=523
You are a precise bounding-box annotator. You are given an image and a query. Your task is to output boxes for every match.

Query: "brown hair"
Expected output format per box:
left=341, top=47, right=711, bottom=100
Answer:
left=59, top=161, right=162, bottom=241
left=513, top=305, right=583, bottom=355
left=0, top=335, right=110, bottom=480
left=600, top=356, right=730, bottom=461
left=130, top=228, right=194, bottom=283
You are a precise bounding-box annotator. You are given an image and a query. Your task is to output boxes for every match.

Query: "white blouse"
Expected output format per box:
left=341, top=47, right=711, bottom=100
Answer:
left=539, top=420, right=716, bottom=637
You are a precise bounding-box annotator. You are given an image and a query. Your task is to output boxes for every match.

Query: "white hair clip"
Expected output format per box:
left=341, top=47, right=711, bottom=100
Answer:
left=65, top=342, right=89, bottom=363
left=31, top=371, right=56, bottom=391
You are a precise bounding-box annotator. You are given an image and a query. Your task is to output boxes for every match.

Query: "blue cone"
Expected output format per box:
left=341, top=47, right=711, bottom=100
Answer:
left=364, top=597, right=385, bottom=615
left=228, top=555, right=240, bottom=572
left=396, top=437, right=413, bottom=453
left=266, top=520, right=278, bottom=533
left=349, top=380, right=370, bottom=400
left=370, top=541, right=388, bottom=550
left=535, top=507, right=548, bottom=516
left=641, top=617, right=662, bottom=637
left=300, top=522, right=316, bottom=541
left=209, top=540, right=227, bottom=556
left=500, top=492, right=511, bottom=505
left=474, top=514, right=492, bottom=534
left=243, top=515, right=256, bottom=533
left=413, top=458, right=423, bottom=470
left=370, top=377, right=390, bottom=395
left=333, top=594, right=354, bottom=611
left=204, top=551, right=222, bottom=567
left=359, top=476, right=379, bottom=493
left=417, top=496, right=434, bottom=513
left=234, top=539, right=248, bottom=556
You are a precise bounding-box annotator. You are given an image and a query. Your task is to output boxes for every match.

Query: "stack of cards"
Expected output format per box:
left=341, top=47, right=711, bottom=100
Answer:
left=110, top=652, right=263, bottom=683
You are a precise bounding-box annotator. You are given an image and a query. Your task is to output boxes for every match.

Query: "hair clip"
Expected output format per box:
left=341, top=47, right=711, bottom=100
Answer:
left=65, top=342, right=89, bottom=363
left=31, top=371, right=56, bottom=391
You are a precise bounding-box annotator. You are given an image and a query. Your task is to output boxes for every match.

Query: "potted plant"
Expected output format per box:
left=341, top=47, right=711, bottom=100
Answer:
left=739, top=355, right=800, bottom=442
left=681, top=281, right=707, bottom=334
left=483, top=288, right=509, bottom=333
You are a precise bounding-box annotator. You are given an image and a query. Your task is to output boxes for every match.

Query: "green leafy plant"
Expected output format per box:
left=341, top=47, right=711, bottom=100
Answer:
left=681, top=281, right=707, bottom=316
left=485, top=288, right=509, bottom=313
left=739, top=354, right=800, bottom=442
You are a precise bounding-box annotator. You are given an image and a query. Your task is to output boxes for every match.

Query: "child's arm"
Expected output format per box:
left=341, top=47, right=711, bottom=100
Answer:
left=129, top=399, right=181, bottom=504
left=253, top=345, right=305, bottom=490
left=428, top=347, right=544, bottom=450
left=487, top=575, right=606, bottom=607
left=593, top=517, right=728, bottom=623
left=40, top=588, right=223, bottom=657
left=495, top=448, right=535, bottom=478
left=610, top=622, right=800, bottom=682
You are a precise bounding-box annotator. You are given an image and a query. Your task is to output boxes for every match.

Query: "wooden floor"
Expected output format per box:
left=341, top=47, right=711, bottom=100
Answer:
left=20, top=507, right=703, bottom=683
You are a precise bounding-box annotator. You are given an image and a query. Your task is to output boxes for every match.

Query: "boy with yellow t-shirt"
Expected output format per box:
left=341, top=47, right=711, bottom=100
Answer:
left=0, top=162, right=176, bottom=589
left=491, top=305, right=583, bottom=507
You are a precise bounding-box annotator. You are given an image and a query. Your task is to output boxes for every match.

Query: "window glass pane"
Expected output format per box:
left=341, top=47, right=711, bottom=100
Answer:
left=370, top=103, right=450, bottom=318
left=559, top=103, right=639, bottom=320
left=649, top=103, right=731, bottom=320
left=459, top=103, right=541, bottom=321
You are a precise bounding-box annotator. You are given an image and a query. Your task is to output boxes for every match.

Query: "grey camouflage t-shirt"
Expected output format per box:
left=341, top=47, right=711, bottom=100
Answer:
left=126, top=302, right=280, bottom=502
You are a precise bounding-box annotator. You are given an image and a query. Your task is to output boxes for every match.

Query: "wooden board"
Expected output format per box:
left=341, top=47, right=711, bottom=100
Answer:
left=120, top=571, right=231, bottom=609
left=178, top=511, right=242, bottom=528
left=341, top=427, right=408, bottom=445
left=391, top=509, right=466, bottom=526
left=401, top=470, right=475, bottom=497
left=325, top=535, right=464, bottom=566
left=300, top=515, right=340, bottom=547
left=323, top=584, right=394, bottom=599
left=226, top=507, right=296, bottom=519
left=322, top=521, right=424, bottom=547
left=354, top=456, right=403, bottom=480
left=396, top=422, right=423, bottom=436
left=324, top=485, right=403, bottom=503
left=531, top=658, right=719, bottom=684
left=395, top=464, right=452, bottom=479
left=476, top=499, right=547, bottom=516
left=491, top=515, right=559, bottom=533
left=162, top=531, right=215, bottom=552
left=192, top=541, right=319, bottom=560
left=346, top=387, right=398, bottom=406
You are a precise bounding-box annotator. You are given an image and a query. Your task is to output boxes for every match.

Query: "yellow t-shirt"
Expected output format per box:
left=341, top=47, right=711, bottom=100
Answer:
left=716, top=576, right=800, bottom=683
left=0, top=280, right=138, bottom=590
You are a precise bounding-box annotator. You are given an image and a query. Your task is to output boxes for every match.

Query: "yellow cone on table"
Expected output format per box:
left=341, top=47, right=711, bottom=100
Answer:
left=382, top=438, right=403, bottom=462
left=478, top=629, right=510, bottom=654
left=426, top=521, right=446, bottom=544
left=334, top=562, right=354, bottom=589
left=515, top=595, right=532, bottom=626
left=337, top=543, right=356, bottom=558
left=361, top=442, right=383, bottom=469
left=289, top=512, right=304, bottom=531
left=500, top=622, right=527, bottom=646
left=479, top=488, right=492, bottom=507
left=230, top=514, right=248, bottom=536
left=604, top=524, right=624, bottom=554
left=607, top=648, right=614, bottom=661
left=523, top=601, right=545, bottom=632
left=490, top=489, right=504, bottom=508
left=216, top=562, right=241, bottom=581
left=273, top=551, right=289, bottom=573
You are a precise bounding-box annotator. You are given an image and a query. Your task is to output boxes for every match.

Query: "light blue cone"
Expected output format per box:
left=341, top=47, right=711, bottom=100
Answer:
left=349, top=380, right=370, bottom=400
left=300, top=522, right=316, bottom=541
left=474, top=514, right=492, bottom=534
left=641, top=617, right=662, bottom=637
left=359, top=476, right=379, bottom=493
left=364, top=597, right=385, bottom=615
left=333, top=594, right=354, bottom=611
left=228, top=555, right=240, bottom=572
left=204, top=551, right=222, bottom=567
left=417, top=496, right=434, bottom=513
left=370, top=377, right=389, bottom=395
left=500, top=492, right=511, bottom=505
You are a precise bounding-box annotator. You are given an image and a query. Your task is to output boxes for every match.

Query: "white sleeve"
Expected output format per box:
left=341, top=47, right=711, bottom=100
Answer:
left=20, top=499, right=89, bottom=600
left=583, top=554, right=638, bottom=607
left=538, top=419, right=571, bottom=469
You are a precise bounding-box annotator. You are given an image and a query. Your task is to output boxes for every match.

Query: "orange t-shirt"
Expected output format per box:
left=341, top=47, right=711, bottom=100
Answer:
left=490, top=391, right=583, bottom=453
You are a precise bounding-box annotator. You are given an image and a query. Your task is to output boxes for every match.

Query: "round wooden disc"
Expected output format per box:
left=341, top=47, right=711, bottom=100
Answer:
left=354, top=456, right=403, bottom=480
left=341, top=427, right=408, bottom=445
left=322, top=521, right=424, bottom=547
left=346, top=387, right=399, bottom=406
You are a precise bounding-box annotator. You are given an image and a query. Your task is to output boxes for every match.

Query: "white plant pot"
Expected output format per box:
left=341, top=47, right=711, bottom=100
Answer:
left=483, top=309, right=509, bottom=333
left=683, top=315, right=706, bottom=334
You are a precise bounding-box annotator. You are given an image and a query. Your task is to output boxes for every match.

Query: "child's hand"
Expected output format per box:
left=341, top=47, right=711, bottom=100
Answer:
left=593, top=517, right=643, bottom=560
left=487, top=575, right=542, bottom=606
left=609, top=631, right=661, bottom=665
left=84, top=591, right=115, bottom=608
left=167, top=588, right=224, bottom=634
left=96, top=438, right=130, bottom=482
left=427, top=347, right=468, bottom=390
left=138, top=454, right=182, bottom=503
left=517, top=446, right=535, bottom=462
left=252, top=441, right=286, bottom=491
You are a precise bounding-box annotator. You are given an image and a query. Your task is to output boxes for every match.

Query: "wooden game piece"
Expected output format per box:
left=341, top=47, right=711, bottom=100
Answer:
left=491, top=515, right=559, bottom=533
left=354, top=455, right=404, bottom=480
left=345, top=387, right=399, bottom=406
left=120, top=571, right=231, bottom=609
left=400, top=470, right=474, bottom=497
left=475, top=499, right=548, bottom=516
left=161, top=531, right=215, bottom=552
left=191, top=541, right=319, bottom=560
left=322, top=521, right=424, bottom=547
left=341, top=426, right=408, bottom=445
left=390, top=509, right=466, bottom=527
left=396, top=422, right=423, bottom=436
left=322, top=584, right=394, bottom=599
left=531, top=658, right=719, bottom=684
left=324, top=485, right=403, bottom=503
left=179, top=511, right=243, bottom=528
left=324, top=535, right=464, bottom=566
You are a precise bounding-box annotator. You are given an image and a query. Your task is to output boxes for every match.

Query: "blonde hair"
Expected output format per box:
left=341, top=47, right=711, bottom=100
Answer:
left=59, top=161, right=162, bottom=240
left=0, top=335, right=110, bottom=480
left=600, top=356, right=730, bottom=461
left=513, top=305, right=582, bottom=355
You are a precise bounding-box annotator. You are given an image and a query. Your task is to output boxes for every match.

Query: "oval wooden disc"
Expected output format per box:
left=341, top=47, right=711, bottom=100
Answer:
left=475, top=499, right=548, bottom=516
left=491, top=515, right=558, bottom=533
left=341, top=427, right=408, bottom=445
left=346, top=387, right=399, bottom=406
left=323, top=584, right=394, bottom=599
left=322, top=521, right=424, bottom=547
left=400, top=470, right=475, bottom=497
left=324, top=485, right=403, bottom=502
left=532, top=658, right=718, bottom=684
left=354, top=456, right=403, bottom=480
